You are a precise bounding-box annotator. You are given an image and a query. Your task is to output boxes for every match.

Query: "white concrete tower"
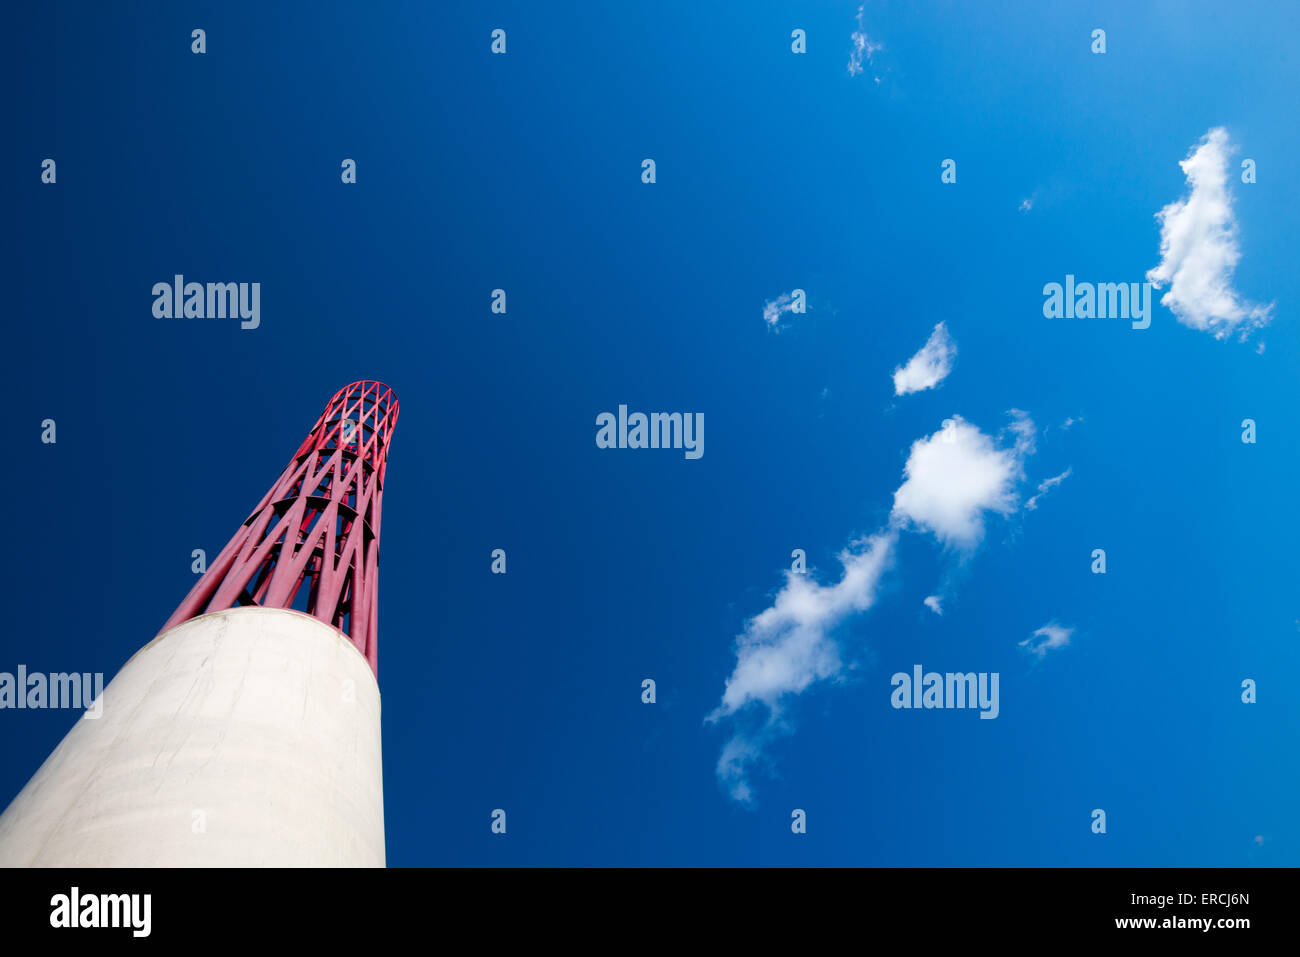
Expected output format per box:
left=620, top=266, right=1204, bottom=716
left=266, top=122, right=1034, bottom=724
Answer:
left=0, top=381, right=399, bottom=866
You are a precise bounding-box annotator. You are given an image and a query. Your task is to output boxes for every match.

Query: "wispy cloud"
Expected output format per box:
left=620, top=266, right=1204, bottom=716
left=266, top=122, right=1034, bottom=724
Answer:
left=1020, top=622, right=1073, bottom=658
left=1147, top=127, right=1272, bottom=339
left=892, top=322, right=956, bottom=396
left=923, top=595, right=943, bottom=616
left=1025, top=467, right=1072, bottom=511
left=707, top=530, right=897, bottom=802
left=1018, top=196, right=1035, bottom=213
left=847, top=5, right=883, bottom=78
left=709, top=414, right=1037, bottom=802
left=709, top=531, right=897, bottom=721
left=762, top=291, right=801, bottom=330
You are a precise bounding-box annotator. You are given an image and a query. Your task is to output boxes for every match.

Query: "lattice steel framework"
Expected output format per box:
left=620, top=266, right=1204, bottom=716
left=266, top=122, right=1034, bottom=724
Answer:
left=160, top=381, right=399, bottom=673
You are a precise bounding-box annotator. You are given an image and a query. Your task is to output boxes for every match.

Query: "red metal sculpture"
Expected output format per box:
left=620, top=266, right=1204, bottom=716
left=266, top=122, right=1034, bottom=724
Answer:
left=160, top=381, right=399, bottom=673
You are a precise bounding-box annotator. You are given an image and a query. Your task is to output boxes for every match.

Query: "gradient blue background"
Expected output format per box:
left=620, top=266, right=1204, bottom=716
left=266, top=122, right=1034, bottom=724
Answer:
left=4, top=1, right=1297, bottom=866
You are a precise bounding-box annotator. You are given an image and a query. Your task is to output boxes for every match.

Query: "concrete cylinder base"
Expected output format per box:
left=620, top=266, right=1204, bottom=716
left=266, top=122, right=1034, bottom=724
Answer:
left=0, top=607, right=385, bottom=867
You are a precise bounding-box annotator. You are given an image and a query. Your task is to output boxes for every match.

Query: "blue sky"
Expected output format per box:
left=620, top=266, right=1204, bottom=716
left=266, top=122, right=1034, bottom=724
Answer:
left=4, top=1, right=1299, bottom=865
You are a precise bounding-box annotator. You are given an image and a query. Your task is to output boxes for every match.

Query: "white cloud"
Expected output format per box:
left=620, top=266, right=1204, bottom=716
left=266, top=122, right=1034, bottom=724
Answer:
left=709, top=413, right=1040, bottom=803
left=708, top=531, right=897, bottom=803
left=1020, top=622, right=1073, bottom=658
left=1018, top=197, right=1034, bottom=213
left=762, top=291, right=801, bottom=330
left=715, top=733, right=764, bottom=805
left=892, top=322, right=956, bottom=396
left=1006, top=409, right=1036, bottom=456
left=847, top=5, right=883, bottom=78
left=890, top=414, right=1033, bottom=550
left=1147, top=127, right=1272, bottom=339
left=1025, top=467, right=1072, bottom=511
left=710, top=531, right=897, bottom=722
